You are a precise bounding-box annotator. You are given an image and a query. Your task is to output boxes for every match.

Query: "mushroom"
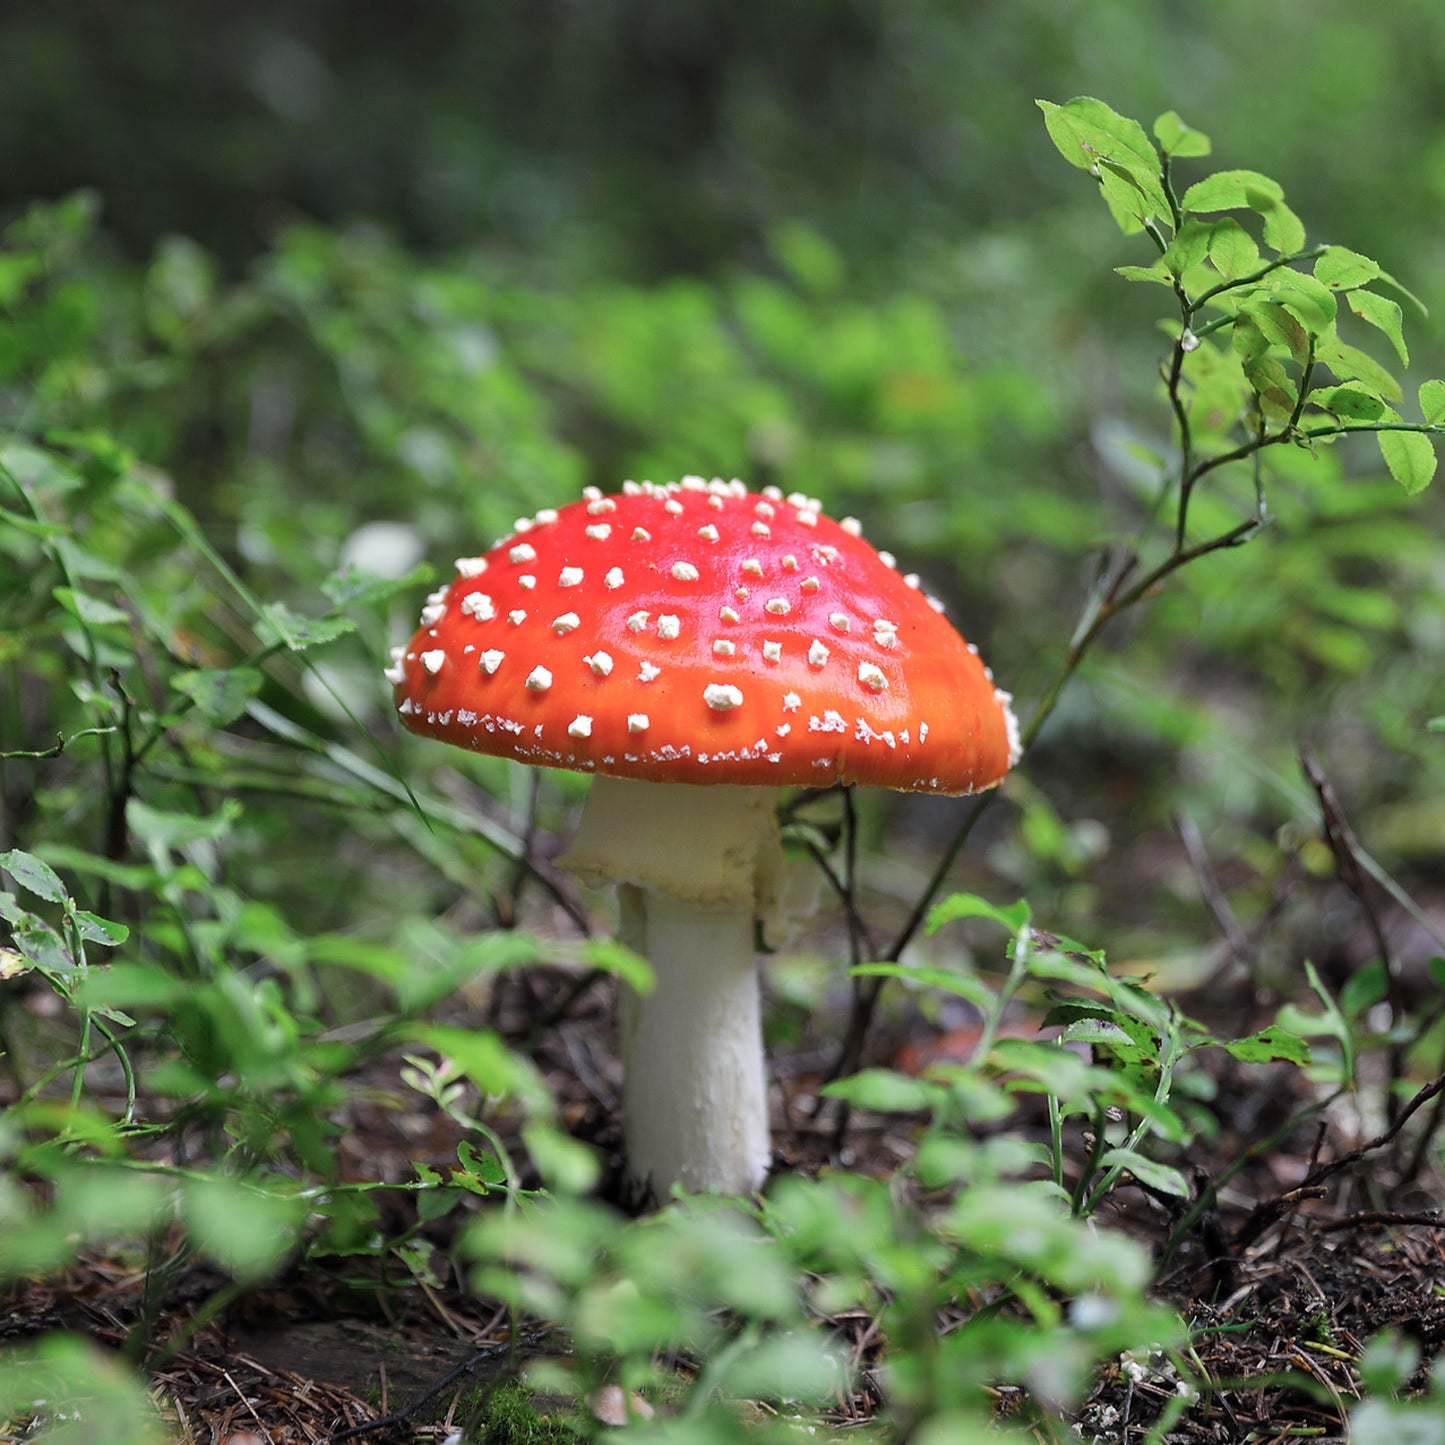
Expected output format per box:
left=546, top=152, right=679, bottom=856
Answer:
left=390, top=476, right=1020, bottom=1198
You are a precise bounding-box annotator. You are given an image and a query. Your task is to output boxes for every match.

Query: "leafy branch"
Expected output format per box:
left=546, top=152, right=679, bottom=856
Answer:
left=830, top=99, right=1445, bottom=1083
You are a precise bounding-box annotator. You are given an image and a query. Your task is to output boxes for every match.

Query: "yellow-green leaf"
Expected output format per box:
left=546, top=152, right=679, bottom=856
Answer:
left=1206, top=218, right=1261, bottom=283
left=1317, top=335, right=1403, bottom=402
left=1181, top=169, right=1283, bottom=214
left=1037, top=97, right=1169, bottom=232
left=1346, top=289, right=1409, bottom=366
left=1378, top=430, right=1436, bottom=495
left=1153, top=110, right=1211, bottom=158
left=1315, top=246, right=1381, bottom=291
left=1418, top=379, right=1445, bottom=424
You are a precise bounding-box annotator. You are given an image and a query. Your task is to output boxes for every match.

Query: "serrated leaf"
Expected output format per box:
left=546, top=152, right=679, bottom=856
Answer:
left=1153, top=110, right=1211, bottom=158
left=1378, top=267, right=1429, bottom=316
left=1317, top=335, right=1403, bottom=401
left=458, top=1139, right=507, bottom=1185
left=1378, top=429, right=1436, bottom=495
left=1419, top=380, right=1445, bottom=424
left=0, top=947, right=31, bottom=979
left=1231, top=313, right=1270, bottom=367
left=1181, top=169, right=1284, bottom=214
left=15, top=919, right=74, bottom=974
left=1241, top=355, right=1298, bottom=420
left=0, top=849, right=68, bottom=903
left=1240, top=299, right=1310, bottom=365
left=1094, top=162, right=1160, bottom=236
left=1219, top=1025, right=1312, bottom=1065
left=1307, top=385, right=1392, bottom=422
left=1346, top=289, right=1409, bottom=366
left=1037, top=97, right=1169, bottom=232
left=257, top=601, right=356, bottom=652
left=1206, top=218, right=1261, bottom=283
left=1268, top=270, right=1337, bottom=334
left=1161, top=218, right=1213, bottom=277
left=1260, top=198, right=1306, bottom=255
left=1315, top=246, right=1381, bottom=292
left=1060, top=1018, right=1137, bottom=1048
left=321, top=561, right=431, bottom=609
left=175, top=667, right=264, bottom=727
left=1115, top=263, right=1174, bottom=286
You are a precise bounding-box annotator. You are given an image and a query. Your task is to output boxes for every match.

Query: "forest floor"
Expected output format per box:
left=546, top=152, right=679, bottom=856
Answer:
left=5, top=961, right=1444, bottom=1444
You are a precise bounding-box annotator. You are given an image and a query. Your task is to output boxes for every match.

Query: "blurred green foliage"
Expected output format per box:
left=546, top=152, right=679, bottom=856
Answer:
left=2, top=5, right=1445, bottom=1438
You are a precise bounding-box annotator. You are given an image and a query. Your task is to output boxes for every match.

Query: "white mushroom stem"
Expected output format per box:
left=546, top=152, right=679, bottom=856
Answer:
left=561, top=776, right=781, bottom=1198
left=615, top=886, right=768, bottom=1196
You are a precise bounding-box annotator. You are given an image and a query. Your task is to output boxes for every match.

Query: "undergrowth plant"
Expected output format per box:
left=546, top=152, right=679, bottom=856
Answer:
left=0, top=97, right=1442, bottom=1442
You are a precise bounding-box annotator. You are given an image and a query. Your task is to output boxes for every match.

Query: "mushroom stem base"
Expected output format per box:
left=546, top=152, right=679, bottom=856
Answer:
left=617, top=884, right=770, bottom=1199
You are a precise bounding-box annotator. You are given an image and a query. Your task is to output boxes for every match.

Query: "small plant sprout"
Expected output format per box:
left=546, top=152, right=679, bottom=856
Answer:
left=392, top=477, right=1019, bottom=1198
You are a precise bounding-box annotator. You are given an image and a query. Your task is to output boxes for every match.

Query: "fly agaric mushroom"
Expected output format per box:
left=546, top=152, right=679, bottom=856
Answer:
left=389, top=476, right=1019, bottom=1198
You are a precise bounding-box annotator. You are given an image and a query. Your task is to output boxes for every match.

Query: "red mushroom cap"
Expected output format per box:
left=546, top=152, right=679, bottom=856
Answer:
left=388, top=478, right=1019, bottom=794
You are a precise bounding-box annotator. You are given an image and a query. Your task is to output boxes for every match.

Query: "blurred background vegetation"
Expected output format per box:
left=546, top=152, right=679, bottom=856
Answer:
left=4, top=0, right=1441, bottom=976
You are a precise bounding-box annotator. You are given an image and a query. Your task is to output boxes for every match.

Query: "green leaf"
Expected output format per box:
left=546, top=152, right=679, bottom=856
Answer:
left=927, top=892, right=1031, bottom=937
left=582, top=937, right=653, bottom=995
left=1260, top=198, right=1306, bottom=255
left=127, top=799, right=241, bottom=853
left=820, top=1067, right=939, bottom=1114
left=1314, top=246, right=1381, bottom=292
left=1206, top=218, right=1261, bottom=283
left=1240, top=355, right=1297, bottom=421
left=1307, top=384, right=1393, bottom=422
left=1219, top=1024, right=1311, bottom=1065
left=183, top=1176, right=305, bottom=1281
left=1419, top=380, right=1445, bottom=423
left=174, top=667, right=264, bottom=727
left=257, top=601, right=356, bottom=652
left=72, top=910, right=129, bottom=947
left=1316, top=335, right=1403, bottom=402
left=1377, top=267, right=1429, bottom=317
left=1115, top=262, right=1174, bottom=287
left=1345, top=289, right=1409, bottom=366
left=1, top=849, right=68, bottom=903
left=1161, top=218, right=1213, bottom=277
left=522, top=1120, right=599, bottom=1194
left=456, top=1139, right=507, bottom=1187
left=51, top=587, right=130, bottom=628
left=320, top=561, right=431, bottom=609
left=1340, top=959, right=1389, bottom=1018
left=1238, top=298, right=1309, bottom=365
left=408, top=1024, right=551, bottom=1110
left=1181, top=169, right=1283, bottom=215
left=1378, top=429, right=1436, bottom=495
left=1037, top=97, right=1169, bottom=233
left=1153, top=110, right=1211, bottom=158
left=1268, top=270, right=1337, bottom=334
left=851, top=961, right=997, bottom=1013
left=1097, top=1147, right=1189, bottom=1198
